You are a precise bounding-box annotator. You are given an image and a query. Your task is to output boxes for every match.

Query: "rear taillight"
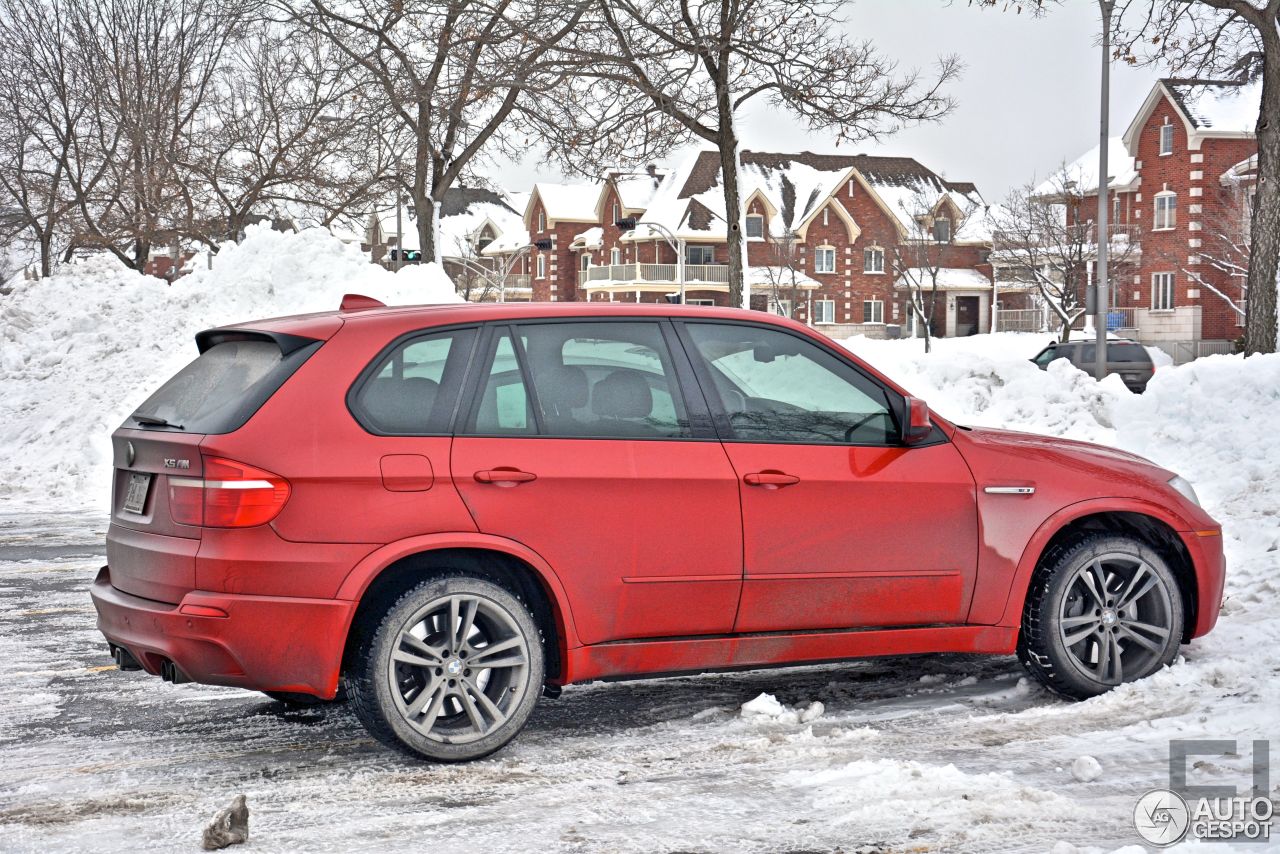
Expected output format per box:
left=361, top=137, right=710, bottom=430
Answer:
left=168, top=456, right=291, bottom=528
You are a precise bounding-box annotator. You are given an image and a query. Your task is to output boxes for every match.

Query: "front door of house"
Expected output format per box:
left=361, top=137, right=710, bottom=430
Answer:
left=955, top=296, right=980, bottom=336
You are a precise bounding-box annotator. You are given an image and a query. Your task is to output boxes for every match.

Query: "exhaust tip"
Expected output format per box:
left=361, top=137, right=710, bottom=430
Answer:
left=109, top=644, right=143, bottom=672
left=159, top=659, right=191, bottom=685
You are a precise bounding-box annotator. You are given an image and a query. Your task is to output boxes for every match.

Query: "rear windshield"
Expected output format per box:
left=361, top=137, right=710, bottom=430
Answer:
left=129, top=338, right=319, bottom=434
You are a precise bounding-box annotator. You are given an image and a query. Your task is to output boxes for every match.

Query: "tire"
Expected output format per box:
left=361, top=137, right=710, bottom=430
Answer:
left=1018, top=533, right=1184, bottom=699
left=346, top=575, right=544, bottom=762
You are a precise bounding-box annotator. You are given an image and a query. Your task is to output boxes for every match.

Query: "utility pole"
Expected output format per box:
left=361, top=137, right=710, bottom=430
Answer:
left=1093, top=0, right=1114, bottom=380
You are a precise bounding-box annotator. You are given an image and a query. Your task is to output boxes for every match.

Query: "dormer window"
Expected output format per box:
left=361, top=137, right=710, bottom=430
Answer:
left=745, top=214, right=764, bottom=239
left=822, top=207, right=830, bottom=226
left=537, top=210, right=546, bottom=232
left=1159, top=122, right=1174, bottom=156
left=611, top=201, right=620, bottom=224
left=932, top=217, right=951, bottom=243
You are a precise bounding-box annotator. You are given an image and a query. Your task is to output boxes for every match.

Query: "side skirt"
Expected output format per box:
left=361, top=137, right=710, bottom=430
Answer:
left=561, top=624, right=1020, bottom=685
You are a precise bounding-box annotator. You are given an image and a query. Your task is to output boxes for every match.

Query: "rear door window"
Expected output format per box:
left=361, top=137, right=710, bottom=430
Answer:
left=130, top=337, right=319, bottom=434
left=1108, top=343, right=1151, bottom=363
left=519, top=321, right=692, bottom=439
left=350, top=327, right=477, bottom=434
left=469, top=329, right=537, bottom=435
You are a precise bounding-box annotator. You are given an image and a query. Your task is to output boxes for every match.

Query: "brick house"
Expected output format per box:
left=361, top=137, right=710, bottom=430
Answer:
left=1010, top=78, right=1258, bottom=348
left=483, top=151, right=1005, bottom=338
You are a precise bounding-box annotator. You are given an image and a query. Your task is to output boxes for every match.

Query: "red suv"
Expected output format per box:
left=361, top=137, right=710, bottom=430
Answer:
left=91, top=301, right=1224, bottom=762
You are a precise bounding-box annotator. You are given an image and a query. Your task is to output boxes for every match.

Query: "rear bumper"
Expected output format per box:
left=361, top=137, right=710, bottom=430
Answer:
left=1181, top=530, right=1226, bottom=639
left=90, top=566, right=353, bottom=698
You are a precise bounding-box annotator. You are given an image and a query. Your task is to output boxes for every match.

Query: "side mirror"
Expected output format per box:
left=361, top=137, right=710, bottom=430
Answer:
left=901, top=396, right=932, bottom=445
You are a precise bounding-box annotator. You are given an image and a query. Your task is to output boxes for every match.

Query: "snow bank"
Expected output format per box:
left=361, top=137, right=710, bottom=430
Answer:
left=0, top=226, right=460, bottom=508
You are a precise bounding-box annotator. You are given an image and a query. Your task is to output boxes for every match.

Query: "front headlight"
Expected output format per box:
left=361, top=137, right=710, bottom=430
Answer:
left=1168, top=475, right=1200, bottom=507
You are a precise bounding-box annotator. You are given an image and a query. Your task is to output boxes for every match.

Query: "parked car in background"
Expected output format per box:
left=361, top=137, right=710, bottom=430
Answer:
left=91, top=301, right=1222, bottom=762
left=1032, top=338, right=1155, bottom=393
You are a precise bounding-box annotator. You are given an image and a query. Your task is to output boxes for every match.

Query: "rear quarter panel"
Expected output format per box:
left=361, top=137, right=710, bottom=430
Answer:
left=196, top=317, right=479, bottom=597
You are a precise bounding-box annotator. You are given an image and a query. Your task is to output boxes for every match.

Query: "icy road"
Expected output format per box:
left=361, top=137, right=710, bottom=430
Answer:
left=1, top=512, right=1274, bottom=853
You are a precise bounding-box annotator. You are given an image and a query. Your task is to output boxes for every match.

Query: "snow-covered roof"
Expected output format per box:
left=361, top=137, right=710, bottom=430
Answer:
left=528, top=182, right=603, bottom=224
left=894, top=267, right=992, bottom=290
left=625, top=150, right=989, bottom=246
left=571, top=226, right=603, bottom=249
left=1221, top=153, right=1258, bottom=185
left=608, top=170, right=667, bottom=213
left=1033, top=137, right=1139, bottom=199
left=364, top=187, right=525, bottom=256
left=1164, top=78, right=1260, bottom=133
left=747, top=265, right=820, bottom=289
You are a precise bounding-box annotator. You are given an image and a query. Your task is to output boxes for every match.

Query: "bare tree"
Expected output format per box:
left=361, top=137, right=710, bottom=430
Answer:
left=893, top=189, right=982, bottom=352
left=758, top=230, right=806, bottom=319
left=551, top=0, right=960, bottom=307
left=991, top=173, right=1138, bottom=343
left=0, top=0, right=92, bottom=276
left=179, top=26, right=385, bottom=248
left=281, top=0, right=590, bottom=265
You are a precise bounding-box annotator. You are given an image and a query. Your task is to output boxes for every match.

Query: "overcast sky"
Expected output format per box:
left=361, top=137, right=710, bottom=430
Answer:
left=487, top=0, right=1162, bottom=203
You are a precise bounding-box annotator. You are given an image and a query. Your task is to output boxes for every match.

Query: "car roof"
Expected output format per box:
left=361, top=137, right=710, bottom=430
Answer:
left=225, top=300, right=812, bottom=340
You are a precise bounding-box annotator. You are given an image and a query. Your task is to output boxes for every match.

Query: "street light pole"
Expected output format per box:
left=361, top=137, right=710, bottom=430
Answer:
left=615, top=218, right=684, bottom=301
left=1093, top=0, right=1114, bottom=380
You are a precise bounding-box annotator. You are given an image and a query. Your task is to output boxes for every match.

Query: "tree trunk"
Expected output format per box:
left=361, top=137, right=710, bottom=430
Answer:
left=38, top=231, right=52, bottom=278
left=1244, top=53, right=1280, bottom=354
left=716, top=74, right=744, bottom=308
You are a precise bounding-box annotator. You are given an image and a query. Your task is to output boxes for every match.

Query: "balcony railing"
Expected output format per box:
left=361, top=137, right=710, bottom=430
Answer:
left=500, top=274, right=530, bottom=290
left=578, top=263, right=730, bottom=287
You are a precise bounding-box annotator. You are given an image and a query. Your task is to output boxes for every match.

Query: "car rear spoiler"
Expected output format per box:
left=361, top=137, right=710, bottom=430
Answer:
left=194, top=328, right=321, bottom=356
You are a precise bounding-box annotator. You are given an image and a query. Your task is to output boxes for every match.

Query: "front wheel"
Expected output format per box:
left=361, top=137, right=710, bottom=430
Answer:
left=1019, top=534, right=1184, bottom=699
left=347, top=575, right=544, bottom=762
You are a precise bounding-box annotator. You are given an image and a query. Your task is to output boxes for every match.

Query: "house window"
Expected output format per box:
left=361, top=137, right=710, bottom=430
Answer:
left=1154, top=193, right=1177, bottom=230
left=536, top=254, right=546, bottom=279
left=773, top=298, right=792, bottom=317
left=814, top=299, right=836, bottom=324
left=1152, top=272, right=1175, bottom=310
left=933, top=217, right=951, bottom=243
left=1112, top=196, right=1121, bottom=224
left=611, top=201, right=620, bottom=224
left=686, top=298, right=715, bottom=306
left=687, top=245, right=714, bottom=265
left=537, top=210, right=545, bottom=232
left=1159, top=122, right=1174, bottom=156
left=862, top=299, right=884, bottom=324
left=581, top=254, right=591, bottom=270
left=1237, top=299, right=1247, bottom=326
left=745, top=214, right=764, bottom=239
left=822, top=207, right=830, bottom=226
left=863, top=246, right=884, bottom=273
left=610, top=247, right=621, bottom=265
left=814, top=246, right=836, bottom=274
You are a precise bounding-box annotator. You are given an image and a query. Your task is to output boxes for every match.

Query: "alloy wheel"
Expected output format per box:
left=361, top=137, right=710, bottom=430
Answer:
left=1058, top=552, right=1175, bottom=685
left=386, top=593, right=532, bottom=744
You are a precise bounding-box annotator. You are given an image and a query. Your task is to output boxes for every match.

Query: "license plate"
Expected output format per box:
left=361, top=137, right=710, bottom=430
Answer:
left=123, top=473, right=151, bottom=514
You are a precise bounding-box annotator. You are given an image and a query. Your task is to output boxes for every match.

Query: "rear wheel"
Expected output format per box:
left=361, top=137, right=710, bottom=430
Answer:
left=347, top=575, right=544, bottom=762
left=1019, top=534, right=1183, bottom=699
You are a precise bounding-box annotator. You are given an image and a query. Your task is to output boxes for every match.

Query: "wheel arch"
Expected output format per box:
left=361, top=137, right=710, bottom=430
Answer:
left=998, top=499, right=1200, bottom=642
left=335, top=534, right=581, bottom=684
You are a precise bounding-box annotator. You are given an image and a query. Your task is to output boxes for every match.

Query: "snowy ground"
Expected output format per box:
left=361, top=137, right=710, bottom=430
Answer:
left=1, top=242, right=1278, bottom=850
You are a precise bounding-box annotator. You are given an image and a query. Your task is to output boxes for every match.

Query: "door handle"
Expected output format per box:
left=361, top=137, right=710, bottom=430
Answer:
left=743, top=470, right=800, bottom=489
left=474, top=468, right=537, bottom=485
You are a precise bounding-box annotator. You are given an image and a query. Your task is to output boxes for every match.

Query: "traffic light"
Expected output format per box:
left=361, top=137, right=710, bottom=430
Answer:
left=532, top=239, right=553, bottom=250
left=615, top=217, right=637, bottom=231
left=664, top=294, right=682, bottom=304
